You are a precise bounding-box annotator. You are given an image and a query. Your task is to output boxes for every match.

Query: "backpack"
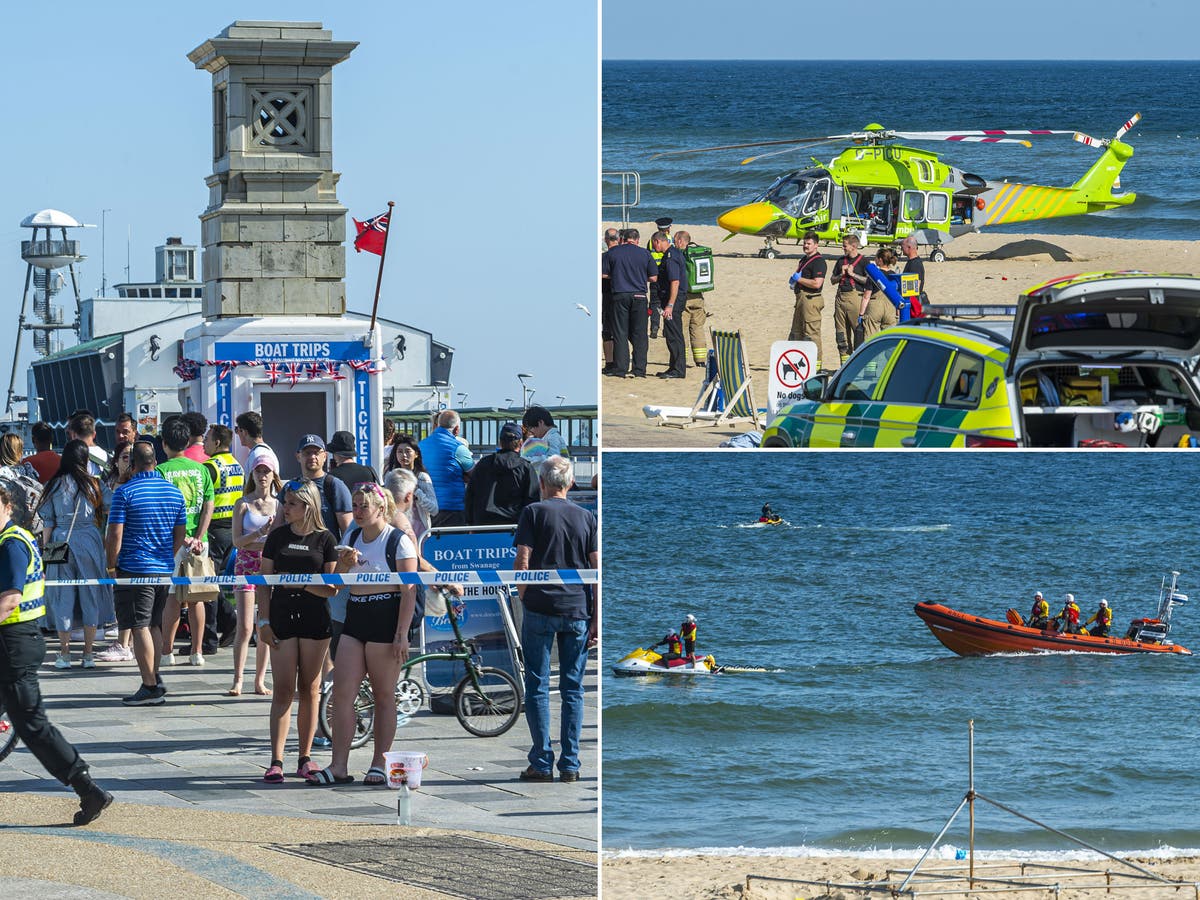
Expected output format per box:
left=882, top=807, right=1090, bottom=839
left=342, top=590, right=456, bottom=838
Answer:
left=683, top=243, right=715, bottom=293
left=346, top=526, right=426, bottom=631
left=0, top=466, right=45, bottom=534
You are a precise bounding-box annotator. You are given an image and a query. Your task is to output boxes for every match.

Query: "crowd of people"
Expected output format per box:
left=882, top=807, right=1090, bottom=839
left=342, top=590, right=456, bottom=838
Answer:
left=0, top=401, right=597, bottom=823
left=600, top=221, right=927, bottom=381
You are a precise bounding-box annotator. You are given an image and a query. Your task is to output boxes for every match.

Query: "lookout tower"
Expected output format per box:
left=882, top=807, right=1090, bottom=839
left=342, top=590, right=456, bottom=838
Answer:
left=188, top=21, right=358, bottom=318
left=8, top=208, right=85, bottom=413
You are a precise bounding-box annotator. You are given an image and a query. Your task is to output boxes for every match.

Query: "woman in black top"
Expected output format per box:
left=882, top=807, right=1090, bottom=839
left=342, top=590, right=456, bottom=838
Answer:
left=258, top=481, right=337, bottom=783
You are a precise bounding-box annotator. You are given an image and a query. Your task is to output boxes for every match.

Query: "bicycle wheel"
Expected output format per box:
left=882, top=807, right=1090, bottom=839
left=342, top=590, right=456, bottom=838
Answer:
left=396, top=678, right=424, bottom=716
left=319, top=681, right=376, bottom=750
left=0, top=701, right=17, bottom=763
left=453, top=666, right=520, bottom=737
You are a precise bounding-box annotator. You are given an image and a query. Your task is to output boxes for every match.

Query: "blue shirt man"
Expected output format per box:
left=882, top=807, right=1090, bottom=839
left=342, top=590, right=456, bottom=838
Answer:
left=601, top=229, right=658, bottom=378
left=419, top=411, right=476, bottom=528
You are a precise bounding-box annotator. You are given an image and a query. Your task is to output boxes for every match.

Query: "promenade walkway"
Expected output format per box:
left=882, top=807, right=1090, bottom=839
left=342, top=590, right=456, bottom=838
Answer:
left=0, top=643, right=597, bottom=899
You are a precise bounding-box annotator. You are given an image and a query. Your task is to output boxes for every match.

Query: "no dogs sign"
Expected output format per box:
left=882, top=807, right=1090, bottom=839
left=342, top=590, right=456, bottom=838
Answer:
left=768, top=341, right=818, bottom=418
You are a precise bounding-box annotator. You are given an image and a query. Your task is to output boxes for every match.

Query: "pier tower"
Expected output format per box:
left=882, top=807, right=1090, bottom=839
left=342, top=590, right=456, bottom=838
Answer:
left=8, top=209, right=85, bottom=414
left=188, top=21, right=357, bottom=318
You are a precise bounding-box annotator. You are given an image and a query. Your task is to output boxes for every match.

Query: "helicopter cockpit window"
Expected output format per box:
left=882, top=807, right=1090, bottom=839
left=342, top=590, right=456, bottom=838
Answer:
left=759, top=171, right=831, bottom=217
left=903, top=191, right=926, bottom=223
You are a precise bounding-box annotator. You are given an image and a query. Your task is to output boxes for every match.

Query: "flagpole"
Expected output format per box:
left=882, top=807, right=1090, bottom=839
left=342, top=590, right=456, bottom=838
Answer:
left=368, top=200, right=395, bottom=334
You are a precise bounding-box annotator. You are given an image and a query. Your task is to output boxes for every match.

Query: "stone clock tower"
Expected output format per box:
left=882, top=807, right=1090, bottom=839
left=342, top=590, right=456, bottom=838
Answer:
left=188, top=21, right=358, bottom=318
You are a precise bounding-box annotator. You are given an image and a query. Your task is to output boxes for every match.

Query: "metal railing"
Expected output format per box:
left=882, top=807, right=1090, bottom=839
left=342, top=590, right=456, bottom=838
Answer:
left=21, top=240, right=80, bottom=263
left=602, top=171, right=640, bottom=227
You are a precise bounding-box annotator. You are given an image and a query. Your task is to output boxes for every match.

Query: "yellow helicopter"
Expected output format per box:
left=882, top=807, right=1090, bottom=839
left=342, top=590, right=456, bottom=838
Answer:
left=654, top=116, right=1140, bottom=261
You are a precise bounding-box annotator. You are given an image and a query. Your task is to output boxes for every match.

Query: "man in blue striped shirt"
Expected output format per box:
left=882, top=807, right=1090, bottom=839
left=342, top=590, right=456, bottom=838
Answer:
left=105, top=442, right=187, bottom=706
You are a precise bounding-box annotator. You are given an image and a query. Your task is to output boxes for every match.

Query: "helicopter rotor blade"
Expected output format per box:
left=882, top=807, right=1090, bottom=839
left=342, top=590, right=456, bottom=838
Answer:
left=650, top=135, right=850, bottom=160
left=1114, top=112, right=1142, bottom=140
left=1073, top=132, right=1105, bottom=148
left=740, top=137, right=845, bottom=166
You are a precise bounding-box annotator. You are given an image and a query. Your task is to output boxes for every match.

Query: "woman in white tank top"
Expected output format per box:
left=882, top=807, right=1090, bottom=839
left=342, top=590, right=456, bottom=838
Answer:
left=229, top=460, right=281, bottom=696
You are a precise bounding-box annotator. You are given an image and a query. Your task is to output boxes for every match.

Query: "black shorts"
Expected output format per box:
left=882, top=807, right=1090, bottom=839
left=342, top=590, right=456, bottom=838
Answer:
left=270, top=589, right=331, bottom=642
left=114, top=574, right=169, bottom=630
left=342, top=592, right=402, bottom=645
left=208, top=525, right=234, bottom=574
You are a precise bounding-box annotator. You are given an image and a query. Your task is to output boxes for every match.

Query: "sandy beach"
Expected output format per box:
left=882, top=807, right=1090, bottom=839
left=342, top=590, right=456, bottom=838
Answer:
left=600, top=224, right=1198, bottom=449
left=602, top=851, right=1200, bottom=898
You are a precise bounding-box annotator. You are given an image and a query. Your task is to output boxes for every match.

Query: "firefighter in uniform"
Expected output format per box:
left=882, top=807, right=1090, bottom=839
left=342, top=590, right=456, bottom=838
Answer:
left=680, top=614, right=698, bottom=660
left=0, top=484, right=113, bottom=824
left=203, top=424, right=245, bottom=649
left=1086, top=599, right=1113, bottom=637
left=673, top=231, right=710, bottom=368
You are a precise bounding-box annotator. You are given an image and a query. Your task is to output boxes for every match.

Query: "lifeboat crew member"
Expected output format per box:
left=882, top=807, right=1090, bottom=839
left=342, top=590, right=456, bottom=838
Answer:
left=1055, top=593, right=1083, bottom=634
left=1086, top=599, right=1113, bottom=637
left=653, top=631, right=683, bottom=664
left=1028, top=591, right=1050, bottom=629
left=680, top=614, right=697, bottom=660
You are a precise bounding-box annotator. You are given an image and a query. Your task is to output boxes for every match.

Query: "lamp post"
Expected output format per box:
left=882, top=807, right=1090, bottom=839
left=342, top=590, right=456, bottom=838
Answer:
left=456, top=392, right=469, bottom=408
left=517, top=373, right=534, bottom=409
left=555, top=394, right=566, bottom=406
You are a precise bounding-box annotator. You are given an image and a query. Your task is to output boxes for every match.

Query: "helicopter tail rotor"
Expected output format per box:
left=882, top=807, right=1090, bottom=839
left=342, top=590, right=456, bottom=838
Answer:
left=1073, top=113, right=1142, bottom=149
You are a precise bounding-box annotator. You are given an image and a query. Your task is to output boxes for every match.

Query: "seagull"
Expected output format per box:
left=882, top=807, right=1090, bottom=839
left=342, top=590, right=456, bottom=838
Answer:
left=575, top=303, right=591, bottom=317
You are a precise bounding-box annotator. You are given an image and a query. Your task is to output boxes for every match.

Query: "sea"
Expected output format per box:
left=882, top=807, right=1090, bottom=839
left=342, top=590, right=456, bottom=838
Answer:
left=601, top=452, right=1200, bottom=859
left=602, top=60, right=1200, bottom=241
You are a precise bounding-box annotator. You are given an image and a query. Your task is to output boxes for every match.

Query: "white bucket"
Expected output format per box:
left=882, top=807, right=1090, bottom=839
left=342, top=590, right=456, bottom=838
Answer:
left=383, top=750, right=428, bottom=789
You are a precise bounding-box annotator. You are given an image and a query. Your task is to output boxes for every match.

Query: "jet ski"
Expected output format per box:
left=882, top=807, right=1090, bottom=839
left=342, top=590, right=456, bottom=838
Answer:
left=611, top=647, right=721, bottom=676
left=758, top=515, right=783, bottom=525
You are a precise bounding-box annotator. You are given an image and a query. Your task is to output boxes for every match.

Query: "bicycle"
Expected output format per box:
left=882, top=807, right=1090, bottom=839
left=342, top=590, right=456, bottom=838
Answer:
left=319, top=589, right=521, bottom=746
left=0, top=698, right=17, bottom=763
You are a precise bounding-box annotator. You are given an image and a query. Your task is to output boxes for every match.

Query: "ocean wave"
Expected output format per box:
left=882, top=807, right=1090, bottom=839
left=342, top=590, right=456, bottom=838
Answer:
left=603, top=844, right=1200, bottom=861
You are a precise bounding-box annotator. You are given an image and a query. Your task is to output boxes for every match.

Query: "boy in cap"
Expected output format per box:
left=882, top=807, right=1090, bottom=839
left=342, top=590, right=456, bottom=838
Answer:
left=326, top=430, right=379, bottom=490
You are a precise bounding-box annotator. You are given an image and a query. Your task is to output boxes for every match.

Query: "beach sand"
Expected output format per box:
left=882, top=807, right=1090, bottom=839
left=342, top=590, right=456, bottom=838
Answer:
left=602, top=851, right=1200, bottom=898
left=601, top=224, right=1197, bottom=449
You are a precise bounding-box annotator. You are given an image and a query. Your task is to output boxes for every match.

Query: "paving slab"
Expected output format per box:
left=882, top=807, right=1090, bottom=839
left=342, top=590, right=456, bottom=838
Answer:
left=0, top=642, right=596, bottom=898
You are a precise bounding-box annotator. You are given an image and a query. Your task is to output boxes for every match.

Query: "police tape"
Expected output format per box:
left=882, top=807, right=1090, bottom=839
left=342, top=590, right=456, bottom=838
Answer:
left=41, top=569, right=599, bottom=588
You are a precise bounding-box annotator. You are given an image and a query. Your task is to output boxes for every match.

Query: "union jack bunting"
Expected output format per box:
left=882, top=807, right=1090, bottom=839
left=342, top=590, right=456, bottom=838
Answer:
left=173, top=359, right=200, bottom=382
left=323, top=361, right=346, bottom=381
left=205, top=360, right=237, bottom=380
left=262, top=362, right=285, bottom=387
left=284, top=362, right=304, bottom=387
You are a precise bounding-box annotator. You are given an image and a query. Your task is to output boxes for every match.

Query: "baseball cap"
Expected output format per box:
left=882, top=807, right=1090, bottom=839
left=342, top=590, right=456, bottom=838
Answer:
left=247, top=445, right=279, bottom=474
left=499, top=422, right=522, bottom=442
left=326, top=430, right=356, bottom=455
left=296, top=434, right=325, bottom=452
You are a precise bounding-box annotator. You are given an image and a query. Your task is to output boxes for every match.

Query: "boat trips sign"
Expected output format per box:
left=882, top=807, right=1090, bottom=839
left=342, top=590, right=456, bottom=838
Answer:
left=768, top=340, right=818, bottom=418
left=418, top=529, right=520, bottom=696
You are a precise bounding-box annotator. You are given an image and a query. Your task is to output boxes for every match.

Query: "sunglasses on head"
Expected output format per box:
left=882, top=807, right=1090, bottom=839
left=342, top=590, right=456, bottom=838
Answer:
left=353, top=482, right=387, bottom=501
left=283, top=479, right=306, bottom=494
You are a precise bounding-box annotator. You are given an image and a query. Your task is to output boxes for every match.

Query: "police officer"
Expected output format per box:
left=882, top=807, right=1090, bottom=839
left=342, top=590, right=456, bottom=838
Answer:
left=203, top=424, right=244, bottom=651
left=0, top=484, right=113, bottom=824
left=653, top=230, right=688, bottom=379
left=601, top=228, right=658, bottom=379
left=645, top=217, right=673, bottom=338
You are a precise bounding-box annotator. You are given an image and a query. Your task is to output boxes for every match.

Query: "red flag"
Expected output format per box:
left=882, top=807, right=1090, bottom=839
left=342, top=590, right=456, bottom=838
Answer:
left=353, top=211, right=389, bottom=255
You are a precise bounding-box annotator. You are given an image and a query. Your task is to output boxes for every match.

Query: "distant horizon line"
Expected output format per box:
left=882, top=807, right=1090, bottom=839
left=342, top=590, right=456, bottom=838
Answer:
left=602, top=57, right=1192, bottom=63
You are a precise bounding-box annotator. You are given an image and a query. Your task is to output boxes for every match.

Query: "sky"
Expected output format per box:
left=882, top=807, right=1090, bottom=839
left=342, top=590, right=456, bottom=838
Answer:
left=1, top=1, right=599, bottom=413
left=602, top=0, right=1194, bottom=59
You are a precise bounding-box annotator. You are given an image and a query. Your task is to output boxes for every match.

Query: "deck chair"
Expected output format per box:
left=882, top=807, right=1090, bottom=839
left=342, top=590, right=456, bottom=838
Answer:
left=660, top=328, right=763, bottom=429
